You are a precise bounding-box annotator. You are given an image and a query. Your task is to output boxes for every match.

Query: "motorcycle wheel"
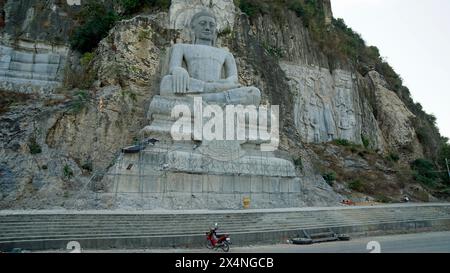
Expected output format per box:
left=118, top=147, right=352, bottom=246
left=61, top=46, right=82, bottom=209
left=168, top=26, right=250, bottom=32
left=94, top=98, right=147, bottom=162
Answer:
left=221, top=242, right=230, bottom=252
left=206, top=240, right=214, bottom=250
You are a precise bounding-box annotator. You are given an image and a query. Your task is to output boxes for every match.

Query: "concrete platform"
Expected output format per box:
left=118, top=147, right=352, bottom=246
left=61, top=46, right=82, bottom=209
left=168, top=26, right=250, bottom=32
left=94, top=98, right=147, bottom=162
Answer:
left=1, top=203, right=449, bottom=251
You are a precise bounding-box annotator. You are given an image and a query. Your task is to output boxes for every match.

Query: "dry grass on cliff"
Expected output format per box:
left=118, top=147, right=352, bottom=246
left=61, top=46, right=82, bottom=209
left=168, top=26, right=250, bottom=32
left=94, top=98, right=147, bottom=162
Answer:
left=309, top=142, right=432, bottom=203
left=0, top=90, right=34, bottom=114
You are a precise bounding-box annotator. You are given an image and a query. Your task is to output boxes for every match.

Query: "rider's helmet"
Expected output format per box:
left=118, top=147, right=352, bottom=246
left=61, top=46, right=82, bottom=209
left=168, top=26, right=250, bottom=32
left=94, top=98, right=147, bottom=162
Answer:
left=210, top=223, right=218, bottom=231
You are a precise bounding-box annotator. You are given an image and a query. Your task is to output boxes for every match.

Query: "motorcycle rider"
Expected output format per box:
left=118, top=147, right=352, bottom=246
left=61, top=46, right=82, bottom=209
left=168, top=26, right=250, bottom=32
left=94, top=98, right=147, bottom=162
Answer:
left=210, top=223, right=219, bottom=245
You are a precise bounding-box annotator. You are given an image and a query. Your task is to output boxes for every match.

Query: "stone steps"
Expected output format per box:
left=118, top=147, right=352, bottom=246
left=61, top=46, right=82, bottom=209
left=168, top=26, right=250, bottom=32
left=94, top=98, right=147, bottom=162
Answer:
left=1, top=212, right=445, bottom=232
left=0, top=45, right=64, bottom=93
left=2, top=218, right=449, bottom=244
left=0, top=206, right=446, bottom=225
left=0, top=68, right=61, bottom=82
left=1, top=204, right=450, bottom=251
left=0, top=211, right=445, bottom=227
left=2, top=215, right=448, bottom=240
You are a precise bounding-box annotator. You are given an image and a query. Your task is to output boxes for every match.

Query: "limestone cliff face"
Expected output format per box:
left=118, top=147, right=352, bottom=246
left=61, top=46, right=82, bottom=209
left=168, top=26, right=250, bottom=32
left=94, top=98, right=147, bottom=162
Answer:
left=226, top=7, right=425, bottom=158
left=0, top=0, right=444, bottom=208
left=47, top=15, right=171, bottom=171
left=0, top=0, right=79, bottom=45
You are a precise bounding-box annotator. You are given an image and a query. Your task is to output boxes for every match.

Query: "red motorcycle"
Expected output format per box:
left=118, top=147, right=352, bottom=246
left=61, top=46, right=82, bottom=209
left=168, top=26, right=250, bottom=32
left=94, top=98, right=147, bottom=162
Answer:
left=206, top=223, right=231, bottom=252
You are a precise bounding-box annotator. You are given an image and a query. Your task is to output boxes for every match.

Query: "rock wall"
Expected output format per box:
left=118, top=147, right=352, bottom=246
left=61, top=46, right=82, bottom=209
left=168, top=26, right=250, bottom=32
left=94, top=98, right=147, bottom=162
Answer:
left=367, top=71, right=424, bottom=160
left=0, top=45, right=66, bottom=94
left=0, top=0, right=76, bottom=95
left=169, top=0, right=235, bottom=32
left=281, top=62, right=362, bottom=144
left=1, top=0, right=79, bottom=45
left=0, top=0, right=443, bottom=208
left=226, top=7, right=423, bottom=157
left=47, top=15, right=172, bottom=171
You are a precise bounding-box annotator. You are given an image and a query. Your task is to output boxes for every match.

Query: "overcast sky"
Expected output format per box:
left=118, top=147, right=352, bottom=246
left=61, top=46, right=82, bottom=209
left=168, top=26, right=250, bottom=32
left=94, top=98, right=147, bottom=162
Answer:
left=331, top=0, right=450, bottom=140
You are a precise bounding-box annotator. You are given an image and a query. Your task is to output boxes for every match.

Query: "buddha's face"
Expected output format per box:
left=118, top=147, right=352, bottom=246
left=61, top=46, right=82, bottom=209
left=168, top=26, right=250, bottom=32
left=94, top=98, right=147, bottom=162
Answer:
left=192, top=15, right=217, bottom=45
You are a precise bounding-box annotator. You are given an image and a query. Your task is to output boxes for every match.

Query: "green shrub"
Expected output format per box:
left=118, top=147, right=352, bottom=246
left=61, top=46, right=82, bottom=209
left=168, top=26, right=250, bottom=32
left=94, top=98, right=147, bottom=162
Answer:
left=70, top=1, right=120, bottom=53
left=348, top=179, right=364, bottom=192
left=80, top=52, right=95, bottom=67
left=28, top=137, right=42, bottom=155
left=323, top=172, right=336, bottom=186
left=218, top=26, right=233, bottom=37
left=361, top=135, right=370, bottom=149
left=262, top=42, right=284, bottom=58
left=120, top=0, right=142, bottom=14
left=438, top=139, right=450, bottom=183
left=387, top=153, right=400, bottom=162
left=375, top=194, right=392, bottom=204
left=69, top=90, right=90, bottom=114
left=138, top=29, right=151, bottom=42
left=293, top=157, right=303, bottom=169
left=63, top=165, right=74, bottom=179
left=120, top=89, right=138, bottom=102
left=289, top=0, right=324, bottom=27
left=237, top=0, right=261, bottom=17
left=120, top=0, right=170, bottom=15
left=411, top=158, right=439, bottom=186
left=333, top=139, right=351, bottom=147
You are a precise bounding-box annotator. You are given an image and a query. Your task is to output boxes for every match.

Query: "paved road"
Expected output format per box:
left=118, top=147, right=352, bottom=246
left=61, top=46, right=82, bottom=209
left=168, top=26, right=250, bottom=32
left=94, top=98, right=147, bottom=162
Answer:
left=61, top=231, right=450, bottom=253
left=230, top=231, right=450, bottom=253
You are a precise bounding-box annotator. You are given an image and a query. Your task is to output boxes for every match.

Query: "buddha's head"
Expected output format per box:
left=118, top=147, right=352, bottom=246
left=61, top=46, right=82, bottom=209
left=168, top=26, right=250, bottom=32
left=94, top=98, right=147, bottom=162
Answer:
left=190, top=10, right=217, bottom=46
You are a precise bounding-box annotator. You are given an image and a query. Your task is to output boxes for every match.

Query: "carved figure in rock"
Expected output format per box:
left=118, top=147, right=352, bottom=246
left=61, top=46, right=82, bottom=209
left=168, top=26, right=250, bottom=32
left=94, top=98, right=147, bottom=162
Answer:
left=315, top=77, right=336, bottom=142
left=160, top=10, right=261, bottom=106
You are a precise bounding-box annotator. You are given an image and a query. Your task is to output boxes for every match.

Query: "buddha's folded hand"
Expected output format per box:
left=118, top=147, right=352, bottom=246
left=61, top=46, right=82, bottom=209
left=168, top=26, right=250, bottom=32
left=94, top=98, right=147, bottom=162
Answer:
left=171, top=67, right=190, bottom=94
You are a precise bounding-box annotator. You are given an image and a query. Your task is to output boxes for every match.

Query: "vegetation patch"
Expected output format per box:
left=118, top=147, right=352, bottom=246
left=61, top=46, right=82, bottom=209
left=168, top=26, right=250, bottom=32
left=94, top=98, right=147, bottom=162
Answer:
left=80, top=52, right=95, bottom=67
left=374, top=194, right=392, bottom=204
left=293, top=157, right=303, bottom=169
left=68, top=90, right=90, bottom=114
left=70, top=1, right=120, bottom=54
left=332, top=139, right=350, bottom=147
left=361, top=135, right=370, bottom=149
left=70, top=0, right=170, bottom=53
left=411, top=158, right=440, bottom=186
left=322, top=171, right=336, bottom=186
left=262, top=42, right=284, bottom=58
left=120, top=0, right=170, bottom=15
left=348, top=179, right=364, bottom=192
left=63, top=165, right=74, bottom=179
left=28, top=137, right=42, bottom=155
left=0, top=91, right=33, bottom=114
left=386, top=152, right=400, bottom=162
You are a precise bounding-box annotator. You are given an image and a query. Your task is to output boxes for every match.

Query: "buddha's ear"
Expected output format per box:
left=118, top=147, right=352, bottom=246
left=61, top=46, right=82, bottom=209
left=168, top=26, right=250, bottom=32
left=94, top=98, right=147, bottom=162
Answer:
left=190, top=29, right=195, bottom=44
left=212, top=29, right=218, bottom=47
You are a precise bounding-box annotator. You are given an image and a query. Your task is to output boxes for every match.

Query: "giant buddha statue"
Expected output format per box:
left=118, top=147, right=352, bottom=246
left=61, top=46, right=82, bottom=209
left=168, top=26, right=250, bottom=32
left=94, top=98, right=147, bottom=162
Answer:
left=107, top=9, right=302, bottom=210
left=160, top=10, right=261, bottom=106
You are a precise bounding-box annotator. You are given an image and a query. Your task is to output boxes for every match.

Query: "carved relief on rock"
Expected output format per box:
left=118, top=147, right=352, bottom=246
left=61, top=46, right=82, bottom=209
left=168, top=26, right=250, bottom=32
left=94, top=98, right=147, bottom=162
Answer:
left=281, top=62, right=362, bottom=144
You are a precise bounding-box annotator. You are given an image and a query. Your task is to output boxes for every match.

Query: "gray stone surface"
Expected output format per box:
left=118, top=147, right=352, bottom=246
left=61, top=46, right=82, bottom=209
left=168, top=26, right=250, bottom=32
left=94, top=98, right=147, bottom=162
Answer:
left=0, top=0, right=440, bottom=211
left=1, top=0, right=79, bottom=45
left=281, top=62, right=362, bottom=144
left=108, top=10, right=302, bottom=209
left=0, top=45, right=65, bottom=94
left=1, top=204, right=449, bottom=251
left=368, top=71, right=424, bottom=158
left=169, top=0, right=235, bottom=33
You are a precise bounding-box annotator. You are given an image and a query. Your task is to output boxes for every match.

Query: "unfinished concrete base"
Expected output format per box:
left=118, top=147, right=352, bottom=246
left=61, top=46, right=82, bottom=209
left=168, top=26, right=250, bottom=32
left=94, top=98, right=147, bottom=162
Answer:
left=0, top=44, right=65, bottom=94
left=104, top=142, right=303, bottom=209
